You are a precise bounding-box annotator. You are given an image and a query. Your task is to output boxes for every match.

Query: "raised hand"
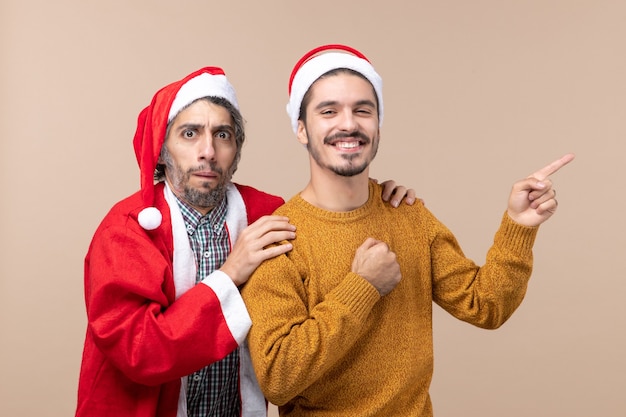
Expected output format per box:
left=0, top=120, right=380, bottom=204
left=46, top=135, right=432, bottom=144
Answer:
left=507, top=153, right=575, bottom=227
left=351, top=238, right=402, bottom=296
left=219, top=215, right=296, bottom=286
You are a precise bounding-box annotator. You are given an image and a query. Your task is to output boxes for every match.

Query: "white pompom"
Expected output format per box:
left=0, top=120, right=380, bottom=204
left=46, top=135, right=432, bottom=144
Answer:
left=138, top=207, right=162, bottom=230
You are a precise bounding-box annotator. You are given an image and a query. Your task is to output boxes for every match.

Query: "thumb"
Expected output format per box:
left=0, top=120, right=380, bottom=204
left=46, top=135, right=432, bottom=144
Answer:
left=513, top=177, right=546, bottom=195
left=358, top=237, right=382, bottom=251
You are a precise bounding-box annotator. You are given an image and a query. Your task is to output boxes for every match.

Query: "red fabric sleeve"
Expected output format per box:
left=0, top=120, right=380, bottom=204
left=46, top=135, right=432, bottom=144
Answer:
left=84, top=223, right=241, bottom=386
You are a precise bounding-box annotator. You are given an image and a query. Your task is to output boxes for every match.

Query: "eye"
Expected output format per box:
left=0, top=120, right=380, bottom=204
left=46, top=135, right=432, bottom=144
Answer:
left=215, top=130, right=232, bottom=140
left=183, top=129, right=196, bottom=139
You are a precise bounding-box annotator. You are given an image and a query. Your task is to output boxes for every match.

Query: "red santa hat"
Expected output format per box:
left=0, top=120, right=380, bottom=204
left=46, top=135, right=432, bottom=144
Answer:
left=133, top=67, right=240, bottom=230
left=285, top=44, right=384, bottom=134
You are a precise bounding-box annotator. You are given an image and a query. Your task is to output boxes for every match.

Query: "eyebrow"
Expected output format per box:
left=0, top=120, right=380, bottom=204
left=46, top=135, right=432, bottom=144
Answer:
left=175, top=122, right=203, bottom=132
left=212, top=124, right=236, bottom=134
left=314, top=99, right=377, bottom=111
left=175, top=123, right=234, bottom=132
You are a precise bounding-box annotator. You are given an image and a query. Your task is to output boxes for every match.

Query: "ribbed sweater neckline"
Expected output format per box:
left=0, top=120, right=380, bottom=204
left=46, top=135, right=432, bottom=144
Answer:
left=291, top=181, right=379, bottom=222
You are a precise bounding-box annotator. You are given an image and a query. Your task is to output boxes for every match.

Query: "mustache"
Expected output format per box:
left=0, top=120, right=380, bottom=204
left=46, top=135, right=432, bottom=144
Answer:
left=186, top=162, right=223, bottom=176
left=324, top=130, right=370, bottom=144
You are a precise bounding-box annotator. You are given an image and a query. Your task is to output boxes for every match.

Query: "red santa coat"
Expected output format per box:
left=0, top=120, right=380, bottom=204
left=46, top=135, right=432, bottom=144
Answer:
left=76, top=181, right=284, bottom=417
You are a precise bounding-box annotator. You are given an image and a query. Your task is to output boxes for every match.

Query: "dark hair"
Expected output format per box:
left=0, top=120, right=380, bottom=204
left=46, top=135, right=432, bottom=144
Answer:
left=154, top=96, right=245, bottom=181
left=298, top=68, right=380, bottom=126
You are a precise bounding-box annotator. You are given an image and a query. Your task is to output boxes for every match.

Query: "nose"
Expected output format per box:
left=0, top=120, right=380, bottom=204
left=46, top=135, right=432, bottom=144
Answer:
left=338, top=109, right=358, bottom=132
left=198, top=137, right=216, bottom=161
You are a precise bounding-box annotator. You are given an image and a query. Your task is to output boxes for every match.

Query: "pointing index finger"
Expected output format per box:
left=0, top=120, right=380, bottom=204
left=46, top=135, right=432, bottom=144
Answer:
left=531, top=153, right=575, bottom=181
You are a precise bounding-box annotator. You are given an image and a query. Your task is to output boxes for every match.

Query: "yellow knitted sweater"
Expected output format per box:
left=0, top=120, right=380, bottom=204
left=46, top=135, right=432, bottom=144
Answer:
left=242, top=180, right=538, bottom=417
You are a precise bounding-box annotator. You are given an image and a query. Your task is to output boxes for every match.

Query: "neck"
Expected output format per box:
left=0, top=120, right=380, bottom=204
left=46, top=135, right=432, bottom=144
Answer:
left=300, top=167, right=370, bottom=212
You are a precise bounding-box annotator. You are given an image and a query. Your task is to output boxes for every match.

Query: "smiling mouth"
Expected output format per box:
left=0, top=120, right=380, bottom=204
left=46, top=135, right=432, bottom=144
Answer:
left=333, top=141, right=362, bottom=150
left=325, top=131, right=369, bottom=149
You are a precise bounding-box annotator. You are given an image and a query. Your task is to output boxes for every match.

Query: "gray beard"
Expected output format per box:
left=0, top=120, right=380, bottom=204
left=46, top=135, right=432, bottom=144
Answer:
left=161, top=148, right=233, bottom=211
left=182, top=181, right=228, bottom=208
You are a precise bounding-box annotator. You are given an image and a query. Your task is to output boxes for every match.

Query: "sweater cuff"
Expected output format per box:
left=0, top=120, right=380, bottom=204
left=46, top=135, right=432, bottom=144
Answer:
left=497, top=211, right=539, bottom=255
left=330, top=272, right=380, bottom=322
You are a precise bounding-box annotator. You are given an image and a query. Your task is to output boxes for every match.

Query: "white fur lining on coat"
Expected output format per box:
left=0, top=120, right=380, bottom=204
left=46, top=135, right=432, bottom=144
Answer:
left=163, top=183, right=266, bottom=417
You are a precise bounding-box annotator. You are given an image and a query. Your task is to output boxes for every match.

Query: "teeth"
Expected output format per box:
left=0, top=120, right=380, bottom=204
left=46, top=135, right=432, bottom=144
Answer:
left=336, top=142, right=359, bottom=149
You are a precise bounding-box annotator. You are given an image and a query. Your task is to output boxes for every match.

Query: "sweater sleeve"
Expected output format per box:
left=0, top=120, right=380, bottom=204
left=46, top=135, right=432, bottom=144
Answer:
left=431, top=211, right=538, bottom=329
left=85, top=224, right=248, bottom=386
left=241, top=253, right=381, bottom=406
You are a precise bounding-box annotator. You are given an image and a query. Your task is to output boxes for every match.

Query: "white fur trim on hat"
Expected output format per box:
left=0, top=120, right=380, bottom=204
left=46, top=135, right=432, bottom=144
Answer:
left=168, top=72, right=240, bottom=122
left=286, top=51, right=383, bottom=134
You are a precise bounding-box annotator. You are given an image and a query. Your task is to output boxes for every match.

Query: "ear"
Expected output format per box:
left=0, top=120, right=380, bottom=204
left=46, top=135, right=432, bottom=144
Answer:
left=296, top=120, right=308, bottom=146
left=157, top=139, right=169, bottom=164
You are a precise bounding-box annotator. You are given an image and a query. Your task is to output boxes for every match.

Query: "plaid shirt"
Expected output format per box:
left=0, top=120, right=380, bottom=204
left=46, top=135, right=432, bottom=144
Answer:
left=177, top=196, right=241, bottom=417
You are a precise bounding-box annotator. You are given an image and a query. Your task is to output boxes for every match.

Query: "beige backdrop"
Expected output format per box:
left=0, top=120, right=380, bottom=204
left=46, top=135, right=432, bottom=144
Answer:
left=1, top=1, right=625, bottom=416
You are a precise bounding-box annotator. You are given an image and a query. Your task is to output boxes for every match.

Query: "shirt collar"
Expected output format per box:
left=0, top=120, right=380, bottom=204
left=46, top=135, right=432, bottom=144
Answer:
left=174, top=193, right=228, bottom=236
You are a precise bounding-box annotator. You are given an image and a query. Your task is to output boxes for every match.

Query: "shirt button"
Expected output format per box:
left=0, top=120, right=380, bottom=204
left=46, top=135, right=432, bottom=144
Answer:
left=193, top=375, right=201, bottom=381
left=203, top=251, right=211, bottom=258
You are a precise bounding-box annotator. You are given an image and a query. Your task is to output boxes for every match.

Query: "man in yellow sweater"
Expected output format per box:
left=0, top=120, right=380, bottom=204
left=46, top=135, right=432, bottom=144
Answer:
left=241, top=44, right=574, bottom=416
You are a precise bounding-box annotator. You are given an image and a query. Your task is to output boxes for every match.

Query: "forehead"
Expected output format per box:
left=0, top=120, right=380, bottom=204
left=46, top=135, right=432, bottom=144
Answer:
left=170, top=99, right=233, bottom=126
left=307, top=72, right=377, bottom=105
